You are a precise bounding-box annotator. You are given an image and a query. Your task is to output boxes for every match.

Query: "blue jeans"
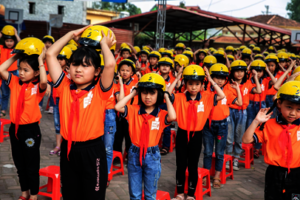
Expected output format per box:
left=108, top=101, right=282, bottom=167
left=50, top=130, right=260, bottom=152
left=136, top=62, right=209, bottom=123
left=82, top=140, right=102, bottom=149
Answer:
left=103, top=109, right=117, bottom=174
left=266, top=95, right=277, bottom=119
left=226, top=108, right=247, bottom=158
left=1, top=70, right=18, bottom=111
left=53, top=98, right=60, bottom=134
left=246, top=101, right=266, bottom=150
left=159, top=103, right=170, bottom=148
left=203, top=119, right=228, bottom=172
left=127, top=145, right=161, bottom=200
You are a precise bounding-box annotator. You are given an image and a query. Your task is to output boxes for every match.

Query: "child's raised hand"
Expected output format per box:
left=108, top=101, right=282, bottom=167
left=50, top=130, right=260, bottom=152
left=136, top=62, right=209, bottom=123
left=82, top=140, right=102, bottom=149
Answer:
left=136, top=71, right=142, bottom=80
left=100, top=30, right=116, bottom=49
left=230, top=79, right=239, bottom=89
left=252, top=69, right=258, bottom=78
left=204, top=67, right=212, bottom=82
left=176, top=65, right=184, bottom=80
left=73, top=25, right=91, bottom=41
left=255, top=108, right=272, bottom=123
left=38, top=46, right=47, bottom=62
left=286, top=71, right=300, bottom=82
left=278, top=63, right=286, bottom=72
left=118, top=73, right=123, bottom=85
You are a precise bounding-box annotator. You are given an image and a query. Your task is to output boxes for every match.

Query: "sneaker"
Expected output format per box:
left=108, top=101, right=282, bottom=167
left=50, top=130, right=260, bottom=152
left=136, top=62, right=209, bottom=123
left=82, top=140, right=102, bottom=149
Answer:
left=254, top=149, right=260, bottom=159
left=233, top=158, right=239, bottom=171
left=226, top=161, right=230, bottom=170
left=45, top=106, right=53, bottom=114
left=39, top=106, right=43, bottom=112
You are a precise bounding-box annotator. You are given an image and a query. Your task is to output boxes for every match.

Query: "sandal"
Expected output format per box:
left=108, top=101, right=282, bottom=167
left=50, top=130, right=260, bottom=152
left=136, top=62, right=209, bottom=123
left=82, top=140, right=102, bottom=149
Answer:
left=49, top=146, right=60, bottom=155
left=160, top=147, right=169, bottom=156
left=213, top=178, right=221, bottom=189
left=18, top=196, right=29, bottom=200
left=254, top=149, right=260, bottom=159
left=171, top=194, right=185, bottom=200
left=0, top=111, right=6, bottom=118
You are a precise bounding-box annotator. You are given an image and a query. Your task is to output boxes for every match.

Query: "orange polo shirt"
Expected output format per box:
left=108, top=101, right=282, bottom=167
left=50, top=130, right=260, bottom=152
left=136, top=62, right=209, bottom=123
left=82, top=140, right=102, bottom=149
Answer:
left=115, top=77, right=139, bottom=105
left=54, top=72, right=113, bottom=141
left=266, top=72, right=284, bottom=96
left=173, top=91, right=216, bottom=131
left=254, top=116, right=300, bottom=169
left=207, top=82, right=237, bottom=121
left=249, top=77, right=269, bottom=102
left=140, top=62, right=150, bottom=75
left=0, top=45, right=18, bottom=71
left=226, top=79, right=255, bottom=110
left=7, top=73, right=46, bottom=124
left=123, top=105, right=170, bottom=147
left=105, top=83, right=119, bottom=110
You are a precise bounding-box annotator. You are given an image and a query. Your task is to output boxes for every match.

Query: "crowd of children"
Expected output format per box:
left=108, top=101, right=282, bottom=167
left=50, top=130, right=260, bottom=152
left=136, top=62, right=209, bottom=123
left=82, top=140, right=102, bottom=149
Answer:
left=1, top=24, right=300, bottom=200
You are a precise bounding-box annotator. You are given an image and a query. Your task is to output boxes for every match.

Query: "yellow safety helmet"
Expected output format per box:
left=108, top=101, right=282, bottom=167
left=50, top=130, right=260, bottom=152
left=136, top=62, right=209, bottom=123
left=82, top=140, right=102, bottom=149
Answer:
left=249, top=44, right=255, bottom=49
left=66, top=44, right=78, bottom=52
left=295, top=75, right=300, bottom=81
left=235, top=48, right=240, bottom=52
left=140, top=49, right=150, bottom=56
left=203, top=55, right=217, bottom=67
left=289, top=53, right=296, bottom=60
left=118, top=58, right=136, bottom=73
left=242, top=48, right=252, bottom=56
left=161, top=49, right=173, bottom=58
left=138, top=73, right=166, bottom=91
left=120, top=43, right=129, bottom=49
left=281, top=48, right=287, bottom=52
left=263, top=51, right=269, bottom=56
left=240, top=45, right=247, bottom=51
left=142, top=46, right=151, bottom=52
left=68, top=39, right=78, bottom=47
left=79, top=25, right=116, bottom=50
left=268, top=46, right=274, bottom=51
left=57, top=46, right=73, bottom=60
left=174, top=54, right=189, bottom=68
left=197, top=49, right=207, bottom=56
left=134, top=46, right=141, bottom=53
left=218, top=47, right=224, bottom=51
left=293, top=66, right=300, bottom=74
left=186, top=47, right=192, bottom=51
left=120, top=47, right=132, bottom=54
left=250, top=60, right=266, bottom=71
left=254, top=54, right=264, bottom=60
left=253, top=47, right=261, bottom=53
left=277, top=52, right=289, bottom=62
left=42, top=35, right=55, bottom=44
left=158, top=47, right=165, bottom=53
left=183, top=50, right=193, bottom=58
left=209, top=63, right=229, bottom=77
left=230, top=60, right=247, bottom=71
left=1, top=25, right=15, bottom=39
left=175, top=43, right=185, bottom=50
left=264, top=54, right=279, bottom=63
left=182, top=65, right=205, bottom=81
left=209, top=47, right=215, bottom=52
left=227, top=55, right=235, bottom=61
left=158, top=57, right=174, bottom=69
left=296, top=55, right=300, bottom=59
left=276, top=81, right=300, bottom=103
left=213, top=50, right=225, bottom=58
left=12, top=37, right=44, bottom=56
left=225, top=46, right=234, bottom=52
left=148, top=51, right=161, bottom=60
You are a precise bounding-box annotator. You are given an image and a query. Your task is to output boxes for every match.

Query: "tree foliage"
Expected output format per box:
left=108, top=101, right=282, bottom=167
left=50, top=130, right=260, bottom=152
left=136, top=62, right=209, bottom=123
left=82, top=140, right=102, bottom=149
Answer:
left=179, top=1, right=186, bottom=9
left=92, top=2, right=141, bottom=16
left=286, top=0, right=300, bottom=22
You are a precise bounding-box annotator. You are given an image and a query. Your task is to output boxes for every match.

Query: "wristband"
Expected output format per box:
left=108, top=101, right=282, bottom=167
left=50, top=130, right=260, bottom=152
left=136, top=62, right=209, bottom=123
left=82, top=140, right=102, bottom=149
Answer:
left=39, top=64, right=45, bottom=68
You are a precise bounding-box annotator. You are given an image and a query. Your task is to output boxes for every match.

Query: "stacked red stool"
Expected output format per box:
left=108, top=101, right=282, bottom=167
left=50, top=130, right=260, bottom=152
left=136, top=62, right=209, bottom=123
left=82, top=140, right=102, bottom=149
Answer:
left=209, top=153, right=234, bottom=184
left=239, top=143, right=254, bottom=169
left=38, top=165, right=61, bottom=200
left=174, top=168, right=211, bottom=200
left=0, top=118, right=11, bottom=143
left=109, top=151, right=125, bottom=181
left=159, top=130, right=176, bottom=152
left=142, top=190, right=171, bottom=200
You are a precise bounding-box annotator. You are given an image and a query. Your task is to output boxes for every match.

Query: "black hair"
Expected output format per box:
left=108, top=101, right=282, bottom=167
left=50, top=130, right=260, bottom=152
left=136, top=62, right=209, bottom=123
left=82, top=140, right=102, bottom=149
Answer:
left=118, top=62, right=136, bottom=74
left=3, top=37, right=17, bottom=49
left=19, top=55, right=40, bottom=71
left=184, top=79, right=204, bottom=86
left=195, top=52, right=206, bottom=65
left=229, top=69, right=248, bottom=84
left=69, top=46, right=100, bottom=69
left=42, top=38, right=54, bottom=44
left=138, top=87, right=164, bottom=107
left=241, top=55, right=251, bottom=61
left=211, top=74, right=229, bottom=86
left=57, top=57, right=70, bottom=67
left=266, top=61, right=279, bottom=74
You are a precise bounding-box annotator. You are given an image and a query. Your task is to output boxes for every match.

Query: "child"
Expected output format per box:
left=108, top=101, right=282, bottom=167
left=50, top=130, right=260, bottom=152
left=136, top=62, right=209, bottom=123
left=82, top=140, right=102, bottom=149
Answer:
left=194, top=49, right=207, bottom=66
left=49, top=46, right=73, bottom=156
left=227, top=54, right=234, bottom=64
left=174, top=43, right=185, bottom=55
left=225, top=46, right=234, bottom=55
left=241, top=48, right=252, bottom=65
left=139, top=49, right=150, bottom=75
left=161, top=49, right=174, bottom=59
left=157, top=57, right=176, bottom=155
left=254, top=54, right=264, bottom=60
left=252, top=47, right=261, bottom=55
left=46, top=25, right=116, bottom=199
left=213, top=50, right=226, bottom=64
left=225, top=60, right=261, bottom=170
left=203, top=55, right=217, bottom=70
left=246, top=60, right=276, bottom=158
left=115, top=73, right=176, bottom=200
left=0, top=37, right=47, bottom=200
left=113, top=59, right=138, bottom=156
left=169, top=65, right=225, bottom=200
left=42, top=35, right=55, bottom=49
left=243, top=81, right=300, bottom=200
left=142, top=50, right=160, bottom=74
left=183, top=50, right=194, bottom=65
left=203, top=63, right=242, bottom=189
left=0, top=25, right=21, bottom=117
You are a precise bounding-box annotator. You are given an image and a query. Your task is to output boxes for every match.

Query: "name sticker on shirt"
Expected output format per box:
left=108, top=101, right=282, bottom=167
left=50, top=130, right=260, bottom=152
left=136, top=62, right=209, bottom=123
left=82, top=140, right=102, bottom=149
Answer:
left=197, top=102, right=204, bottom=112
left=83, top=91, right=93, bottom=108
left=151, top=117, right=160, bottom=130
left=297, top=131, right=300, bottom=141
left=31, top=85, right=37, bottom=95
left=221, top=96, right=227, bottom=105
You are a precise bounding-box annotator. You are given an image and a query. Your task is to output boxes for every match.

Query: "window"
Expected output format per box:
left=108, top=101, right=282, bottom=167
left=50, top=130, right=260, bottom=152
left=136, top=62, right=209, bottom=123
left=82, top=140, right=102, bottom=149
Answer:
left=58, top=5, right=64, bottom=15
left=86, top=19, right=91, bottom=25
left=29, top=2, right=35, bottom=14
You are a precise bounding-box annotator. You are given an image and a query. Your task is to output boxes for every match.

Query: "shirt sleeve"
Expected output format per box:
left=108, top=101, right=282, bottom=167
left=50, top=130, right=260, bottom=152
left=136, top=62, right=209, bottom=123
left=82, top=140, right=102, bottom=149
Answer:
left=226, top=89, right=237, bottom=106
left=254, top=125, right=265, bottom=143
left=98, top=79, right=114, bottom=101
left=53, top=72, right=71, bottom=96
left=161, top=110, right=171, bottom=130
left=114, top=84, right=120, bottom=95
left=248, top=80, right=256, bottom=94
left=121, top=105, right=136, bottom=121
left=6, top=73, right=19, bottom=88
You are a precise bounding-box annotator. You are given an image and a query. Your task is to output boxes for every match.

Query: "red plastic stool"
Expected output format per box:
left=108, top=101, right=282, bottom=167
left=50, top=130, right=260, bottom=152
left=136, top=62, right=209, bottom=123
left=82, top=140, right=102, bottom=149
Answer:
left=38, top=165, right=61, bottom=200
left=209, top=153, right=234, bottom=184
left=0, top=118, right=11, bottom=143
left=109, top=151, right=125, bottom=181
left=142, top=190, right=171, bottom=200
left=159, top=130, right=176, bottom=152
left=239, top=143, right=254, bottom=169
left=174, top=168, right=211, bottom=200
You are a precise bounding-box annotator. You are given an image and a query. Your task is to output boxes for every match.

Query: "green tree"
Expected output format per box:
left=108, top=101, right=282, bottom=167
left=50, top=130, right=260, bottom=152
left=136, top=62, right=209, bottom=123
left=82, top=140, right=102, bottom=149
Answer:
left=286, top=0, right=300, bottom=22
left=92, top=2, right=141, bottom=16
left=179, top=1, right=186, bottom=9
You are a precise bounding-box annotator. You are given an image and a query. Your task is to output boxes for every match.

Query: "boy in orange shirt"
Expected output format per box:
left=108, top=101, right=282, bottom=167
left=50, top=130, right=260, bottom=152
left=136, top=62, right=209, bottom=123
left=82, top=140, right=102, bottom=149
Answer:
left=243, top=81, right=300, bottom=200
left=115, top=73, right=176, bottom=200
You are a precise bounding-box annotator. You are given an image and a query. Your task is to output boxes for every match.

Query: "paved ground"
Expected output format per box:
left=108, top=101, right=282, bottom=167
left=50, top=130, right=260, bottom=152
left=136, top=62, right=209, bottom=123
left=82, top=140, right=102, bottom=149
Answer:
left=0, top=106, right=266, bottom=200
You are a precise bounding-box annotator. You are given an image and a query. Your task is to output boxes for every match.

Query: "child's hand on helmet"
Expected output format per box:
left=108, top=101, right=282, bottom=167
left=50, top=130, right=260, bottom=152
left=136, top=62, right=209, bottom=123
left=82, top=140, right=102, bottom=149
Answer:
left=73, top=25, right=91, bottom=41
left=100, top=30, right=116, bottom=49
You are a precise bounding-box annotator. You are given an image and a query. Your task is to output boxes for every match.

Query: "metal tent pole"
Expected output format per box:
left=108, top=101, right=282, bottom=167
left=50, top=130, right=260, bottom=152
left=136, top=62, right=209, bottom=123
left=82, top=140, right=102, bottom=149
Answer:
left=155, top=0, right=166, bottom=49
